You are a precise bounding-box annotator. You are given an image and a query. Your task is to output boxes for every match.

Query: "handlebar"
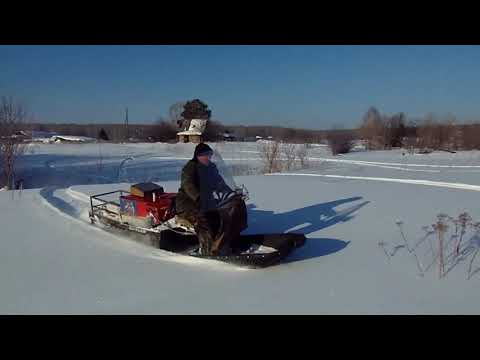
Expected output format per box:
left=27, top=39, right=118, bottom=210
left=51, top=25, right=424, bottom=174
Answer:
left=216, top=189, right=245, bottom=208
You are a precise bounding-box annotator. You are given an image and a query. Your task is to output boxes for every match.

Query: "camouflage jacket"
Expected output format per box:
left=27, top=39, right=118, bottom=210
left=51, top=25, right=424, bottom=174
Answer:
left=176, top=159, right=231, bottom=215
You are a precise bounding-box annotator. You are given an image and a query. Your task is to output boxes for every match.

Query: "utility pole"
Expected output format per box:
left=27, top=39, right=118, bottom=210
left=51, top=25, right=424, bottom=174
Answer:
left=125, top=107, right=129, bottom=141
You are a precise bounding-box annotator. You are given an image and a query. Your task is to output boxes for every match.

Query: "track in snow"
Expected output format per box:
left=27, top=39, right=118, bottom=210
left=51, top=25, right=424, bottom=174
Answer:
left=268, top=173, right=480, bottom=192
left=37, top=186, right=241, bottom=270
left=304, top=157, right=480, bottom=169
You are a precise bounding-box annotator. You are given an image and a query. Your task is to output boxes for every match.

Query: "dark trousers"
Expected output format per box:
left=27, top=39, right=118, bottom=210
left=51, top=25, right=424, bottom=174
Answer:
left=179, top=196, right=247, bottom=255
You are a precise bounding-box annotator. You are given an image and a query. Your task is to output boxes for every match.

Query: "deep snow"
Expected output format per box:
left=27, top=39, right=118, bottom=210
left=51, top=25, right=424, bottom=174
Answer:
left=1, top=142, right=480, bottom=314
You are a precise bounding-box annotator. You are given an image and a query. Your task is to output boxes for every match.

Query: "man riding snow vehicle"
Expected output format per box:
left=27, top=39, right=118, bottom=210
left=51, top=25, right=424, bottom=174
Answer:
left=88, top=142, right=306, bottom=267
left=175, top=143, right=248, bottom=256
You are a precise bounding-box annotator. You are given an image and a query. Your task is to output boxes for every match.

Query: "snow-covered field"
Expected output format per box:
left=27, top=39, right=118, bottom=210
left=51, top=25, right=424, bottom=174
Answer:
left=2, top=141, right=480, bottom=314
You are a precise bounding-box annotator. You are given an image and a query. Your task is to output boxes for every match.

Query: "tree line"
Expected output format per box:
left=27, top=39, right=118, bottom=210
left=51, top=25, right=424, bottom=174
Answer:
left=327, top=106, right=480, bottom=156
left=359, top=106, right=480, bottom=152
left=24, top=99, right=337, bottom=144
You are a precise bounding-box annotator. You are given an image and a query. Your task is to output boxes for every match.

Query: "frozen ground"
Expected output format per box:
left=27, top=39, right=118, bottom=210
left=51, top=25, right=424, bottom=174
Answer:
left=1, top=142, right=480, bottom=314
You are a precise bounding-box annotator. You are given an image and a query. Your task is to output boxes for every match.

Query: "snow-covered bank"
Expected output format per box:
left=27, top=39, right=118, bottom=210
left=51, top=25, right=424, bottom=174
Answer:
left=15, top=142, right=480, bottom=190
left=1, top=142, right=480, bottom=313
left=2, top=173, right=480, bottom=313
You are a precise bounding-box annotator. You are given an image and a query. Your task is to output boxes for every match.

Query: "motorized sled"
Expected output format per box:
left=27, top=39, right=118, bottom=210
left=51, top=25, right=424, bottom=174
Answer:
left=88, top=151, right=305, bottom=268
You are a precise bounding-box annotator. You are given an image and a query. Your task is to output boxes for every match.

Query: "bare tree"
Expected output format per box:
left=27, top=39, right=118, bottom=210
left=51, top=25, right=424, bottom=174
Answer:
left=0, top=97, right=27, bottom=189
left=151, top=117, right=177, bottom=142
left=360, top=106, right=383, bottom=150
left=416, top=114, right=435, bottom=150
left=281, top=142, right=297, bottom=171
left=360, top=107, right=408, bottom=150
left=404, top=120, right=418, bottom=153
left=388, top=112, right=406, bottom=148
left=296, top=143, right=309, bottom=168
left=416, top=113, right=458, bottom=151
left=444, top=113, right=459, bottom=151
left=168, top=101, right=187, bottom=128
left=202, top=120, right=225, bottom=142
left=259, top=140, right=282, bottom=174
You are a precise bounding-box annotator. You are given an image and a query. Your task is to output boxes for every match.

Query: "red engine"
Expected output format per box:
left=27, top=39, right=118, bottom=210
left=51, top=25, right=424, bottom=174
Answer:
left=119, top=183, right=176, bottom=226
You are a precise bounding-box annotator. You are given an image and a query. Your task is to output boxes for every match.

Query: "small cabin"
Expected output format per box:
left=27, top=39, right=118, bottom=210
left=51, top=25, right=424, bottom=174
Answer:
left=50, top=135, right=96, bottom=143
left=222, top=131, right=235, bottom=141
left=177, top=119, right=207, bottom=143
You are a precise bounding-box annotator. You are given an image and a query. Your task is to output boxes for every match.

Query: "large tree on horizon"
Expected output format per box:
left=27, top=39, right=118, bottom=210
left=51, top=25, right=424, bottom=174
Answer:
left=181, top=99, right=212, bottom=121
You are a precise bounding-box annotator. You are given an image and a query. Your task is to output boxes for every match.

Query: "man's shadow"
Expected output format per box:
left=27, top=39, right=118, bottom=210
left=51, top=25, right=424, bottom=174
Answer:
left=244, top=197, right=370, bottom=264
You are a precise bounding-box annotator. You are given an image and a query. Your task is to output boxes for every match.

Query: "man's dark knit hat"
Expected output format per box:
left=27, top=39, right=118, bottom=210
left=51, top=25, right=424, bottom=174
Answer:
left=193, top=143, right=213, bottom=159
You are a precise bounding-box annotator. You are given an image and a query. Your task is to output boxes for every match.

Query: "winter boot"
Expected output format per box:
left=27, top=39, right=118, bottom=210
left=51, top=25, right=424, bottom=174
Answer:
left=195, top=214, right=215, bottom=256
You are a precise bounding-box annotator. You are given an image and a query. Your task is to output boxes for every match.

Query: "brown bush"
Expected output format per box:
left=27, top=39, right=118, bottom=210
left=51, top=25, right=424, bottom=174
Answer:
left=460, top=123, right=480, bottom=150
left=203, top=120, right=225, bottom=142
left=327, top=130, right=354, bottom=155
left=360, top=106, right=384, bottom=149
left=281, top=142, right=297, bottom=171
left=296, top=143, right=309, bottom=168
left=259, top=141, right=282, bottom=173
left=360, top=107, right=406, bottom=149
left=151, top=120, right=177, bottom=142
left=416, top=114, right=457, bottom=151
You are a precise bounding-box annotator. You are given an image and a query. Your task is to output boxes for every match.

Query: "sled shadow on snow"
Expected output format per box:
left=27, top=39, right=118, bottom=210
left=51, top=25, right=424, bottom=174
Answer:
left=245, top=196, right=369, bottom=264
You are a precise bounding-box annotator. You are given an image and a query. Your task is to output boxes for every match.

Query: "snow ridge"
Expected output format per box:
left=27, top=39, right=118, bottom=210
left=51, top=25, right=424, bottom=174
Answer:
left=268, top=173, right=480, bottom=192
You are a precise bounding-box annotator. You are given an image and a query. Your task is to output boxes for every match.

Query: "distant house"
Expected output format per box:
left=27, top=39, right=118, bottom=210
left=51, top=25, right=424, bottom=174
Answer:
left=31, top=131, right=58, bottom=143
left=50, top=135, right=96, bottom=143
left=177, top=119, right=208, bottom=143
left=13, top=130, right=29, bottom=138
left=256, top=135, right=274, bottom=141
left=1, top=130, right=30, bottom=142
left=256, top=136, right=275, bottom=143
left=0, top=130, right=30, bottom=142
left=222, top=131, right=235, bottom=141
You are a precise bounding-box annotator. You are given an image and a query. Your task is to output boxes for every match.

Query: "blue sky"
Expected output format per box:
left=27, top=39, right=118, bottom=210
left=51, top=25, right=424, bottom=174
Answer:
left=1, top=45, right=480, bottom=129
